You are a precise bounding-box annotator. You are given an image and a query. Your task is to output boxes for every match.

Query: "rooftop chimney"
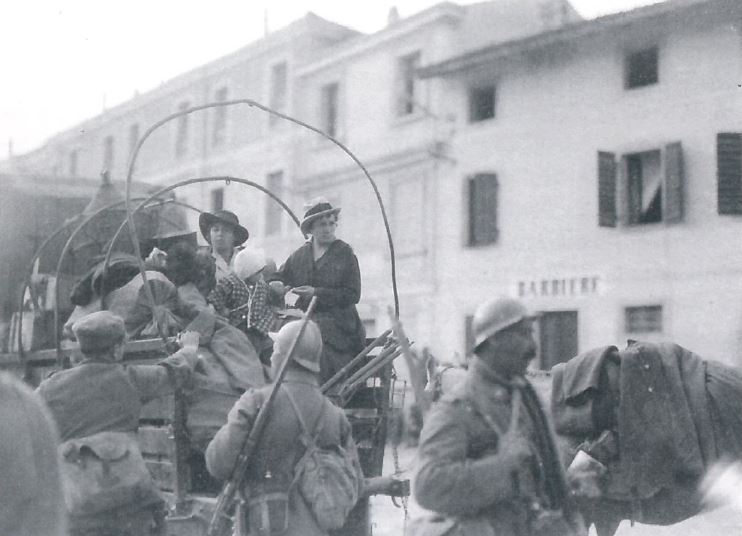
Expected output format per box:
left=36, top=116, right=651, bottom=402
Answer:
left=388, top=6, right=400, bottom=26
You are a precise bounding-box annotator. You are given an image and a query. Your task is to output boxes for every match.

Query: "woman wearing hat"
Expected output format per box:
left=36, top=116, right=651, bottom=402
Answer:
left=270, top=199, right=365, bottom=384
left=199, top=210, right=250, bottom=281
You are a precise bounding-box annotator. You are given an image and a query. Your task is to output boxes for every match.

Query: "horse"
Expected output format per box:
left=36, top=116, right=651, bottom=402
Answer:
left=416, top=343, right=742, bottom=536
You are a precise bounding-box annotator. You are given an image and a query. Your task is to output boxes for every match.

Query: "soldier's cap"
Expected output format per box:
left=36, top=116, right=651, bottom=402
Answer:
left=72, top=311, right=126, bottom=354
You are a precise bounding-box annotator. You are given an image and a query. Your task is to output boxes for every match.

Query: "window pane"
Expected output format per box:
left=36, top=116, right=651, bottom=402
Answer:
left=211, top=188, right=224, bottom=211
left=265, top=171, right=284, bottom=235
left=625, top=305, right=663, bottom=333
left=391, top=176, right=425, bottom=255
left=625, top=47, right=658, bottom=89
left=269, top=62, right=287, bottom=126
left=717, top=132, right=742, bottom=214
left=321, top=83, right=339, bottom=137
left=468, top=86, right=495, bottom=122
left=397, top=52, right=420, bottom=116
left=626, top=150, right=662, bottom=224
left=468, top=174, right=498, bottom=246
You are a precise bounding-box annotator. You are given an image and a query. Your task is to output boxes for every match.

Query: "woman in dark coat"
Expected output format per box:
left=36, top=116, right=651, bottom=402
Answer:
left=271, top=200, right=365, bottom=384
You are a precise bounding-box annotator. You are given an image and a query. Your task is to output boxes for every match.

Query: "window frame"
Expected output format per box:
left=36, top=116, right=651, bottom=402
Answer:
left=395, top=51, right=421, bottom=118
left=264, top=170, right=285, bottom=236
left=468, top=84, right=496, bottom=123
left=624, top=304, right=663, bottom=334
left=717, top=132, right=742, bottom=214
left=268, top=61, right=288, bottom=128
left=210, top=188, right=224, bottom=212
left=465, top=173, right=499, bottom=247
left=624, top=45, right=659, bottom=90
left=597, top=141, right=683, bottom=227
left=320, top=82, right=340, bottom=138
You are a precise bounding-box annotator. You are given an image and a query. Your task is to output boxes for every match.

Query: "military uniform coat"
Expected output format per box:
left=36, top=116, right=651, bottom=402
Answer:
left=36, top=349, right=196, bottom=535
left=205, top=368, right=363, bottom=536
left=414, top=358, right=576, bottom=536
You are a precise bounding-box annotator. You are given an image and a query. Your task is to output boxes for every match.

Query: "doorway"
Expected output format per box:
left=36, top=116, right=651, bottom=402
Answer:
left=538, top=310, right=578, bottom=370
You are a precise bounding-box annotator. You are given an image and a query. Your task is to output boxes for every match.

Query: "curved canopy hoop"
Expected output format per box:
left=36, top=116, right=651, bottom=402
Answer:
left=125, top=100, right=400, bottom=316
left=15, top=215, right=84, bottom=367
left=49, top=197, right=200, bottom=366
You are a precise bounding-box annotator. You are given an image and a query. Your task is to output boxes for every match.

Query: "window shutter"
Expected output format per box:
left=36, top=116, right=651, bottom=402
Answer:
left=598, top=152, right=617, bottom=227
left=663, top=141, right=684, bottom=223
left=465, top=315, right=474, bottom=356
left=469, top=174, right=499, bottom=245
left=717, top=133, right=742, bottom=215
left=617, top=155, right=631, bottom=226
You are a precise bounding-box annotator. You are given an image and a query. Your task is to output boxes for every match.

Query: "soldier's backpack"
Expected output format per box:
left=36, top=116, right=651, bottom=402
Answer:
left=58, top=431, right=161, bottom=516
left=285, top=390, right=362, bottom=531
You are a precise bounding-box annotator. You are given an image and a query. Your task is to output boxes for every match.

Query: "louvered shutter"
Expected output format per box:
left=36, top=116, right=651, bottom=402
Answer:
left=717, top=133, right=742, bottom=215
left=465, top=315, right=475, bottom=356
left=664, top=142, right=684, bottom=223
left=468, top=174, right=499, bottom=246
left=598, top=152, right=617, bottom=227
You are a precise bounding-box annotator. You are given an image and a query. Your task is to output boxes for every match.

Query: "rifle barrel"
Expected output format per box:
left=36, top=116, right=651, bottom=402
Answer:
left=206, top=297, right=318, bottom=536
left=321, top=328, right=392, bottom=392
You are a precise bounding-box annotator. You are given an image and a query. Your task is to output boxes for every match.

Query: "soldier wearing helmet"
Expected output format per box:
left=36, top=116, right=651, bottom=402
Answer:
left=412, top=297, right=585, bottom=536
left=205, top=319, right=364, bottom=536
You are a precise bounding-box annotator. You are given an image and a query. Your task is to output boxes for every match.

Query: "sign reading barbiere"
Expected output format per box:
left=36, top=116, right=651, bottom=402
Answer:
left=516, top=276, right=601, bottom=298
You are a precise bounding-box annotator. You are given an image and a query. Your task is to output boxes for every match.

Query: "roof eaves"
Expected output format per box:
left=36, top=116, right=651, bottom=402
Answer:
left=296, top=2, right=463, bottom=77
left=419, top=0, right=724, bottom=78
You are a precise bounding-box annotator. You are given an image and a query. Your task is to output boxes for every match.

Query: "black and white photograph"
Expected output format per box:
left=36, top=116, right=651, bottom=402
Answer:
left=1, top=0, right=742, bottom=535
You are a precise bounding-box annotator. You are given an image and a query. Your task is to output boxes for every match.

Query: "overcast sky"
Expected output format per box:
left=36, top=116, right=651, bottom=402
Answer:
left=0, top=0, right=657, bottom=155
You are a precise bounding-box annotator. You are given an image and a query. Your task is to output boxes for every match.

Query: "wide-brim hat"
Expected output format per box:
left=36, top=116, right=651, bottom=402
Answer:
left=300, top=200, right=341, bottom=236
left=199, top=210, right=249, bottom=245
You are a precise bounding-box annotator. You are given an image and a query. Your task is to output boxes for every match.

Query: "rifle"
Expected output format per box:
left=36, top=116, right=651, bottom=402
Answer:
left=206, top=297, right=318, bottom=536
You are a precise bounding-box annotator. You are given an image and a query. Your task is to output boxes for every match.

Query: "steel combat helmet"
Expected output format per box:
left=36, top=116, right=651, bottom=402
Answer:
left=472, top=297, right=537, bottom=352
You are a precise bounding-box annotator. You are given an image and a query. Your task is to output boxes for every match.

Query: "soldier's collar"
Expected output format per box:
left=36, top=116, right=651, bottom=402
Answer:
left=470, top=358, right=516, bottom=388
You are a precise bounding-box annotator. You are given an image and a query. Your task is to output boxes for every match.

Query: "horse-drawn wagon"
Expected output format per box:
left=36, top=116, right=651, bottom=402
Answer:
left=0, top=99, right=412, bottom=535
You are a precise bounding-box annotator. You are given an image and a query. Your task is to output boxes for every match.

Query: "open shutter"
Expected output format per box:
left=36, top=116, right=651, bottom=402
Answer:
left=664, top=141, right=684, bottom=223
left=598, top=152, right=617, bottom=227
left=717, top=133, right=742, bottom=215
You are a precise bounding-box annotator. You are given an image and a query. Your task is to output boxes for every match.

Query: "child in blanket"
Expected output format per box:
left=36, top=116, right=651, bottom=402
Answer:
left=207, top=247, right=274, bottom=362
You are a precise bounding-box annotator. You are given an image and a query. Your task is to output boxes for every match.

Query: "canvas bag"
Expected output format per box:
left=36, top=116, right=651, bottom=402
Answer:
left=285, top=389, right=361, bottom=531
left=58, top=431, right=160, bottom=517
